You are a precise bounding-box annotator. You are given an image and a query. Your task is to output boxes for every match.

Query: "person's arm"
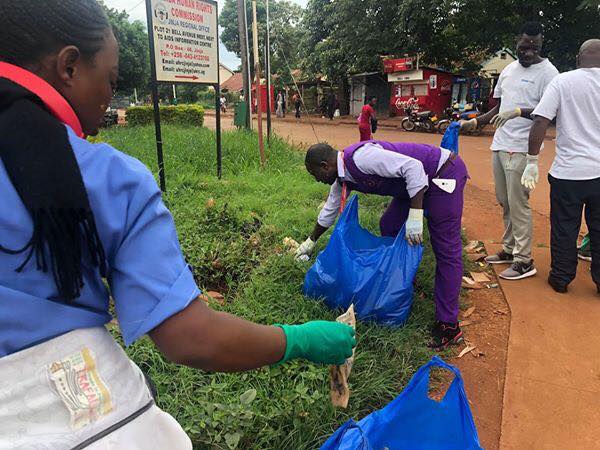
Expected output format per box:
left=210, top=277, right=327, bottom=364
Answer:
left=149, top=299, right=285, bottom=371
left=410, top=187, right=426, bottom=209
left=528, top=116, right=551, bottom=156
left=474, top=102, right=500, bottom=126
left=310, top=223, right=329, bottom=242
left=296, top=180, right=342, bottom=258
left=521, top=78, right=560, bottom=190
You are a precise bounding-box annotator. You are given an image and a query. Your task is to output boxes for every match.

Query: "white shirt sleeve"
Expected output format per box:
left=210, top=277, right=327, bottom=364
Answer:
left=532, top=77, right=561, bottom=121
left=317, top=180, right=343, bottom=228
left=353, top=144, right=428, bottom=198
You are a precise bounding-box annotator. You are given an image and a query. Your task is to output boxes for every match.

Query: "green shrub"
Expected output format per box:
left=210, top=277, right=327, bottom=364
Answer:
left=126, top=104, right=205, bottom=127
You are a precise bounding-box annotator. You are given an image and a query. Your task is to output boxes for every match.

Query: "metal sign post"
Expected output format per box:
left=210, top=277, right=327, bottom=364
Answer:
left=145, top=0, right=222, bottom=190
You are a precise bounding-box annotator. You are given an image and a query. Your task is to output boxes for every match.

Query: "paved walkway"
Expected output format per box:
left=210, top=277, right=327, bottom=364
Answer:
left=205, top=116, right=600, bottom=449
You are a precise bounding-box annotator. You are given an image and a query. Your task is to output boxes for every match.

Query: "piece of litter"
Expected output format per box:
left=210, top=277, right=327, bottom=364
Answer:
left=464, top=241, right=481, bottom=253
left=283, top=237, right=300, bottom=252
left=486, top=283, right=499, bottom=289
left=298, top=254, right=310, bottom=262
left=470, top=271, right=491, bottom=283
left=206, top=198, right=215, bottom=208
left=330, top=305, right=356, bottom=408
left=462, top=276, right=476, bottom=285
left=458, top=345, right=476, bottom=358
left=467, top=253, right=486, bottom=262
left=461, top=280, right=483, bottom=290
left=462, top=306, right=476, bottom=319
left=459, top=320, right=474, bottom=327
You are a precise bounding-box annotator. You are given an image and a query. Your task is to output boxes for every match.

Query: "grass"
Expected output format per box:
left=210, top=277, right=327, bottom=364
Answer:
left=98, top=124, right=440, bottom=449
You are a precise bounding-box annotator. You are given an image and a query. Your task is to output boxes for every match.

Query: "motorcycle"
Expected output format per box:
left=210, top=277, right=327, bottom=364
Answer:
left=401, top=106, right=439, bottom=133
left=437, top=102, right=484, bottom=136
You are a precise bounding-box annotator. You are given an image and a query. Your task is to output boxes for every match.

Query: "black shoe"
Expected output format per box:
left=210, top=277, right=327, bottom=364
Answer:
left=428, top=321, right=464, bottom=350
left=548, top=276, right=568, bottom=293
left=485, top=250, right=514, bottom=265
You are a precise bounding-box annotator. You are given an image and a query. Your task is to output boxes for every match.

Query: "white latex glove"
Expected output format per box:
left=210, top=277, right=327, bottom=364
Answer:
left=295, top=237, right=316, bottom=261
left=459, top=118, right=478, bottom=132
left=521, top=154, right=539, bottom=190
left=405, top=209, right=424, bottom=246
left=491, top=108, right=521, bottom=128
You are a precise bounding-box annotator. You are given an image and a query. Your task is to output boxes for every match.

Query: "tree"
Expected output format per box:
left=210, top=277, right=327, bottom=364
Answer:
left=301, top=0, right=600, bottom=80
left=101, top=3, right=150, bottom=95
left=219, top=0, right=304, bottom=84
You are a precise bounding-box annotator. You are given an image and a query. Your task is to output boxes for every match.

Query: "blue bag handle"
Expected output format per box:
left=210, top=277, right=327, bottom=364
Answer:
left=407, top=356, right=481, bottom=446
left=409, top=356, right=465, bottom=399
left=328, top=421, right=372, bottom=450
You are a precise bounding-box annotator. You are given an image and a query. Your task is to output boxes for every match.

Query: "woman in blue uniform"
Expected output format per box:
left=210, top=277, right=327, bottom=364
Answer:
left=0, top=1, right=355, bottom=448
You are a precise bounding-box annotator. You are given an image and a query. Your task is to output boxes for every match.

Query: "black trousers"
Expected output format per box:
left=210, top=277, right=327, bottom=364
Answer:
left=549, top=174, right=600, bottom=286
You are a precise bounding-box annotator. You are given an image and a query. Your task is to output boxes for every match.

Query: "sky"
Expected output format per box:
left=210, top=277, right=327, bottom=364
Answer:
left=103, top=0, right=307, bottom=69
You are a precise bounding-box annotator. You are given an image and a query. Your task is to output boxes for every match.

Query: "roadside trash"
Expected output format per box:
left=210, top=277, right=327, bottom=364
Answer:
left=330, top=305, right=356, bottom=408
left=467, top=253, right=486, bottom=262
left=462, top=306, right=476, bottom=319
left=461, top=276, right=483, bottom=289
left=459, top=320, right=474, bottom=327
left=283, top=237, right=300, bottom=253
left=458, top=345, right=476, bottom=358
left=320, top=356, right=482, bottom=450
left=304, top=195, right=423, bottom=326
left=486, top=283, right=499, bottom=289
left=470, top=272, right=491, bottom=283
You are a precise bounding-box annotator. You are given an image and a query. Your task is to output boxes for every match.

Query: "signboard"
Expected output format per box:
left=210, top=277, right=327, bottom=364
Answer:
left=441, top=79, right=452, bottom=94
left=429, top=74, right=438, bottom=89
left=149, top=0, right=218, bottom=84
left=383, top=57, right=414, bottom=74
left=388, top=70, right=423, bottom=83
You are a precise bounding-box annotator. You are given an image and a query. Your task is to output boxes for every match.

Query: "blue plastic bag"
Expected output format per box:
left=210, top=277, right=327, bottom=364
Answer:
left=440, top=121, right=461, bottom=154
left=321, top=356, right=483, bottom=450
left=303, top=195, right=422, bottom=326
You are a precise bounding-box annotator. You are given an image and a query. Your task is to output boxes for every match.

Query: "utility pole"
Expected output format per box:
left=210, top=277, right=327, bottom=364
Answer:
left=251, top=0, right=265, bottom=166
left=236, top=0, right=251, bottom=129
left=264, top=0, right=272, bottom=141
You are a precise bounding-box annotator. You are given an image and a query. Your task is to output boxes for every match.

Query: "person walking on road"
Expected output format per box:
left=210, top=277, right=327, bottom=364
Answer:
left=296, top=141, right=469, bottom=350
left=327, top=90, right=336, bottom=120
left=276, top=91, right=284, bottom=118
left=358, top=97, right=377, bottom=141
left=461, top=21, right=559, bottom=281
left=0, top=2, right=356, bottom=448
left=293, top=93, right=302, bottom=120
left=523, top=39, right=600, bottom=293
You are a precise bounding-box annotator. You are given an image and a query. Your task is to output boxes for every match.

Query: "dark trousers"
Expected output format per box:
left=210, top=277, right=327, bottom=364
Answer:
left=549, top=174, right=600, bottom=287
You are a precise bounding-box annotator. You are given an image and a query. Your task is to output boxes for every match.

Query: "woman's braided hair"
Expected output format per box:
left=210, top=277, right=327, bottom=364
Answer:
left=0, top=0, right=110, bottom=67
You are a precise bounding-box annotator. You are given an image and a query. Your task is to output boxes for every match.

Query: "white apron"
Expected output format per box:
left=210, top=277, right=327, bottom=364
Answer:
left=0, top=327, right=192, bottom=449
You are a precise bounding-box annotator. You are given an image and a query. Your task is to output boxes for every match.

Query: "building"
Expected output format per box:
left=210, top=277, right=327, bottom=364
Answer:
left=479, top=48, right=516, bottom=78
left=220, top=72, right=243, bottom=94
left=349, top=72, right=390, bottom=117
left=219, top=63, right=235, bottom=84
left=384, top=58, right=453, bottom=117
left=451, top=49, right=516, bottom=110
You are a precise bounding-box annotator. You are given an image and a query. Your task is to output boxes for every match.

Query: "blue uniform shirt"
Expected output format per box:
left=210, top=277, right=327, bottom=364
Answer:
left=0, top=126, right=201, bottom=357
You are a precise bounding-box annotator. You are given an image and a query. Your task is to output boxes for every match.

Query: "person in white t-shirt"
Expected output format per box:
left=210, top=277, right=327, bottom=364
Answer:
left=461, top=21, right=559, bottom=281
left=523, top=39, right=600, bottom=294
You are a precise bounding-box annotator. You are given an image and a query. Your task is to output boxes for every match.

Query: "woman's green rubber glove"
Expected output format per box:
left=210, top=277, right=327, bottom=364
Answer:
left=275, top=321, right=356, bottom=365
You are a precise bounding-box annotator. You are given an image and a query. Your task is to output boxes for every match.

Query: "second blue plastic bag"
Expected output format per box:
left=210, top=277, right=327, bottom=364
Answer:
left=320, top=356, right=483, bottom=450
left=303, top=195, right=423, bottom=326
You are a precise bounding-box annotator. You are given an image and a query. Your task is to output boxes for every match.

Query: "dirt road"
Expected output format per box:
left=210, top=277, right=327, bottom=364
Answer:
left=206, top=115, right=600, bottom=449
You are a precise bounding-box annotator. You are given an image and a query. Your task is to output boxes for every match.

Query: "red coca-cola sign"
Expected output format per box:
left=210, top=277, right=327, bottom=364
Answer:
left=383, top=57, right=414, bottom=73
